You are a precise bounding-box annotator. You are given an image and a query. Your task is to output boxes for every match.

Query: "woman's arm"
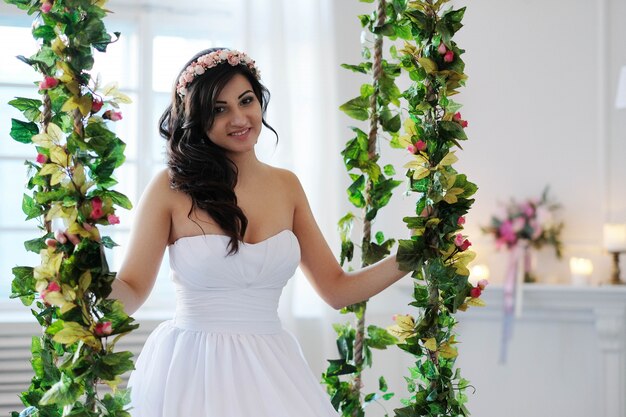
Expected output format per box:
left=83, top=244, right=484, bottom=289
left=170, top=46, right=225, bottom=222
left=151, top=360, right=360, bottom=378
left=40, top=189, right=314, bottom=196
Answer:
left=289, top=172, right=408, bottom=310
left=109, top=169, right=173, bottom=314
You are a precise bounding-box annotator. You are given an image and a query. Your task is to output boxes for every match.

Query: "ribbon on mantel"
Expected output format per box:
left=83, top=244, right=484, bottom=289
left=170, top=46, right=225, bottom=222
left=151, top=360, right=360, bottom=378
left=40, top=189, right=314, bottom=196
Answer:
left=500, top=242, right=527, bottom=363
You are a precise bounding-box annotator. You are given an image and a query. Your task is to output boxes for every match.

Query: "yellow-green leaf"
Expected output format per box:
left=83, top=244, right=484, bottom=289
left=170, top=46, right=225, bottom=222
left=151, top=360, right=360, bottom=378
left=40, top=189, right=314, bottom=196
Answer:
left=443, top=193, right=458, bottom=204
left=424, top=337, right=437, bottom=351
left=49, top=146, right=69, bottom=167
left=39, top=163, right=59, bottom=176
left=102, top=82, right=119, bottom=96
left=51, top=37, right=65, bottom=55
left=60, top=302, right=77, bottom=315
left=467, top=297, right=486, bottom=307
left=65, top=80, right=80, bottom=95
left=46, top=123, right=64, bottom=143
left=53, top=322, right=99, bottom=349
left=77, top=95, right=93, bottom=116
left=386, top=325, right=413, bottom=343
left=395, top=314, right=416, bottom=331
left=56, top=62, right=74, bottom=82
left=103, top=375, right=123, bottom=392
left=439, top=151, right=458, bottom=166
left=50, top=169, right=67, bottom=186
left=113, top=91, right=132, bottom=104
left=61, top=97, right=78, bottom=113
left=411, top=165, right=430, bottom=180
left=79, top=271, right=92, bottom=292
left=398, top=134, right=413, bottom=149
left=32, top=133, right=53, bottom=148
left=417, top=57, right=438, bottom=74
left=439, top=342, right=458, bottom=359
left=43, top=291, right=66, bottom=307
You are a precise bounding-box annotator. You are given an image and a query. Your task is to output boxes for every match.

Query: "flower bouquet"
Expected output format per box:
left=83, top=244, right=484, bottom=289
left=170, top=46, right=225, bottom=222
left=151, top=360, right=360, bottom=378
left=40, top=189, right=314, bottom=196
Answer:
left=483, top=188, right=564, bottom=282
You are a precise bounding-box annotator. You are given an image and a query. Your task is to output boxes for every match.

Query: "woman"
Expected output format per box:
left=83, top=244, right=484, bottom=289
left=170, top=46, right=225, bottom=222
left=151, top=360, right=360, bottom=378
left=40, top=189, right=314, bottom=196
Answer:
left=109, top=48, right=407, bottom=416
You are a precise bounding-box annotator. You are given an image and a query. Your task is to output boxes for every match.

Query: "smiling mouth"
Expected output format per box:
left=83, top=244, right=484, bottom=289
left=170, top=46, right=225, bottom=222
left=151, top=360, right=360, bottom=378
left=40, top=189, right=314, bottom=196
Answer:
left=229, top=128, right=250, bottom=137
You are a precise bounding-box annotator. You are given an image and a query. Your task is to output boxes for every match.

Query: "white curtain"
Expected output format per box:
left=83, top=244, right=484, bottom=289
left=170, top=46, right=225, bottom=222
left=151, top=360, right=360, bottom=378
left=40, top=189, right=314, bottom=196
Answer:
left=233, top=0, right=345, bottom=325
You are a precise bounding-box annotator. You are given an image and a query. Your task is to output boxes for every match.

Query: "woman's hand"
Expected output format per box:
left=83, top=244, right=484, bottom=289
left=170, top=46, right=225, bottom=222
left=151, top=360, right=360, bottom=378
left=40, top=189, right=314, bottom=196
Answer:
left=45, top=226, right=92, bottom=248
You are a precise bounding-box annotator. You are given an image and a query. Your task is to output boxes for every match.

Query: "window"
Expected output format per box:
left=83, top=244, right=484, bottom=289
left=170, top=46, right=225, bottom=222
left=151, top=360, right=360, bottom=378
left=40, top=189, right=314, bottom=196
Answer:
left=0, top=1, right=242, bottom=318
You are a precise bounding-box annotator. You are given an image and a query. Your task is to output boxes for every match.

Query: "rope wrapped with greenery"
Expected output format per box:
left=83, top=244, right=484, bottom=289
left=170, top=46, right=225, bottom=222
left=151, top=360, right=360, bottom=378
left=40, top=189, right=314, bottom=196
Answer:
left=6, top=0, right=135, bottom=415
left=325, top=0, right=482, bottom=416
left=321, top=0, right=403, bottom=415
left=384, top=1, right=481, bottom=416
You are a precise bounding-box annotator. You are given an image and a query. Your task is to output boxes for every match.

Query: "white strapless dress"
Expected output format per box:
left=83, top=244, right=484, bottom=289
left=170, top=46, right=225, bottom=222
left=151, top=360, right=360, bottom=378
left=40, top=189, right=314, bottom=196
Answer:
left=127, top=230, right=340, bottom=417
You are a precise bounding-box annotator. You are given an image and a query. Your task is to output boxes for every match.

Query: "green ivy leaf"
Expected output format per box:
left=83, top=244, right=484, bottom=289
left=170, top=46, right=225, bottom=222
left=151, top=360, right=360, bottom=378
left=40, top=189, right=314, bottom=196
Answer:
left=383, top=164, right=396, bottom=176
left=94, top=351, right=135, bottom=381
left=340, top=95, right=370, bottom=121
left=396, top=238, right=426, bottom=272
left=106, top=190, right=133, bottom=210
left=31, top=46, right=57, bottom=68
left=101, top=236, right=119, bottom=249
left=362, top=239, right=394, bottom=265
left=9, top=97, right=42, bottom=122
left=24, top=236, right=48, bottom=254
left=340, top=62, right=372, bottom=74
left=10, top=266, right=36, bottom=306
left=10, top=119, right=38, bottom=144
left=325, top=359, right=358, bottom=377
left=366, top=325, right=398, bottom=349
left=22, top=193, right=43, bottom=220
left=347, top=175, right=366, bottom=208
left=39, top=373, right=83, bottom=405
left=439, top=120, right=468, bottom=141
left=32, top=25, right=56, bottom=42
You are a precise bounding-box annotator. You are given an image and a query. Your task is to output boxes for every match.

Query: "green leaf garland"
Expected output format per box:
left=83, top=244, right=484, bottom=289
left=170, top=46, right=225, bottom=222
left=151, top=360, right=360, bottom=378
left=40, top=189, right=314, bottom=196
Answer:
left=5, top=0, right=136, bottom=415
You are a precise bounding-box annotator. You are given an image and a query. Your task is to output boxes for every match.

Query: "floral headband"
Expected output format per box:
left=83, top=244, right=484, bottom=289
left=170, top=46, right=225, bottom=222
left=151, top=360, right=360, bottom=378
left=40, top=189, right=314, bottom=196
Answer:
left=176, top=49, right=260, bottom=98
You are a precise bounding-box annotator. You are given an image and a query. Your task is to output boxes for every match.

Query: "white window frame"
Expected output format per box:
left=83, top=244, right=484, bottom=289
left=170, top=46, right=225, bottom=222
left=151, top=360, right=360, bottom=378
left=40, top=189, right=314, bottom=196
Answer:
left=0, top=0, right=244, bottom=320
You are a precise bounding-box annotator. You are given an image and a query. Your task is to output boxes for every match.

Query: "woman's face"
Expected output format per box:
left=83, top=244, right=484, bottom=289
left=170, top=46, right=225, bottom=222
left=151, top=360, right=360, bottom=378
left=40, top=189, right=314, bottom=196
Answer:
left=206, top=73, right=263, bottom=154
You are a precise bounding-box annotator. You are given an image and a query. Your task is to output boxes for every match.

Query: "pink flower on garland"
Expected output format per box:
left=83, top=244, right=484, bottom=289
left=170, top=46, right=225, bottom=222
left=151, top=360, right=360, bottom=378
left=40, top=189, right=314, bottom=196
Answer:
left=90, top=198, right=104, bottom=219
left=39, top=76, right=58, bottom=90
left=470, top=287, right=482, bottom=298
left=457, top=216, right=466, bottom=226
left=91, top=97, right=103, bottom=113
left=41, top=281, right=61, bottom=302
left=103, top=110, right=123, bottom=121
left=92, top=197, right=103, bottom=209
left=95, top=321, right=113, bottom=336
left=91, top=207, right=103, bottom=219
left=407, top=144, right=418, bottom=154
left=107, top=214, right=120, bottom=225
left=415, top=140, right=427, bottom=152
left=437, top=42, right=447, bottom=55
left=41, top=1, right=52, bottom=13
left=36, top=153, right=47, bottom=164
left=477, top=279, right=489, bottom=290
left=454, top=233, right=471, bottom=251
left=444, top=50, right=454, bottom=63
left=453, top=112, right=469, bottom=128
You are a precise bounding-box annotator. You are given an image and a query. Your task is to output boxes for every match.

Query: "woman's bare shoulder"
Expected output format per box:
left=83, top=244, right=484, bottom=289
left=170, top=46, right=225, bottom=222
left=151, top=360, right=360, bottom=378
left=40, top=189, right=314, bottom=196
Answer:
left=265, top=165, right=303, bottom=191
left=141, top=168, right=180, bottom=208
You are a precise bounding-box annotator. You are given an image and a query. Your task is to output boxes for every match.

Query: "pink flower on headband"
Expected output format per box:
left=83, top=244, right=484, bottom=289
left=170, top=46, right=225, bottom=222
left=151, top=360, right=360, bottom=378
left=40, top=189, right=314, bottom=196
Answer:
left=176, top=49, right=260, bottom=98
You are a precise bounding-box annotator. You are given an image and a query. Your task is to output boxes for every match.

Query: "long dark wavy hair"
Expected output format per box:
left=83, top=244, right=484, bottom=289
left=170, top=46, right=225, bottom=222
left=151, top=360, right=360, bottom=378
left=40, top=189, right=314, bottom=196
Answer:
left=159, top=48, right=277, bottom=254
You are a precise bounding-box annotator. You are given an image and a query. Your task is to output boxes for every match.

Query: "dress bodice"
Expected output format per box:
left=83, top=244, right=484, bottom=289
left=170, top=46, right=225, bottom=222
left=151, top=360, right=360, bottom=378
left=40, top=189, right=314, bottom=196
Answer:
left=167, top=229, right=300, bottom=333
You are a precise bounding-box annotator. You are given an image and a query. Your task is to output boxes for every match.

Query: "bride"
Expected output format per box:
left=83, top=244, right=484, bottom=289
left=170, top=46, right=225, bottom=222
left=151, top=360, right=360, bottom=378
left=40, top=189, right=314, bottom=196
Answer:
left=60, top=48, right=408, bottom=416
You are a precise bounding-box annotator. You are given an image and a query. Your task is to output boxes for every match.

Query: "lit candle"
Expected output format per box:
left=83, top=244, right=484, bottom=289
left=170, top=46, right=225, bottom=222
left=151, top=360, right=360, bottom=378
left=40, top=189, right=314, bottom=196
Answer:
left=469, top=264, right=490, bottom=286
left=603, top=224, right=626, bottom=252
left=569, top=257, right=593, bottom=286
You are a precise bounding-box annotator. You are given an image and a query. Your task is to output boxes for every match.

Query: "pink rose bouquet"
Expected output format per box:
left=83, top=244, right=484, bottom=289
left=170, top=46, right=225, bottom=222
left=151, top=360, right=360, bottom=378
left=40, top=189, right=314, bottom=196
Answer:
left=482, top=188, right=563, bottom=258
